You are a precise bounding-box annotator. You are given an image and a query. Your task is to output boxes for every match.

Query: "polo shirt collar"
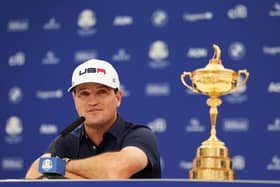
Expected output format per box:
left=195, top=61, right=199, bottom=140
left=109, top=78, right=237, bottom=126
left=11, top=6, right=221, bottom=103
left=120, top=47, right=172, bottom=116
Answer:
left=107, top=114, right=126, bottom=138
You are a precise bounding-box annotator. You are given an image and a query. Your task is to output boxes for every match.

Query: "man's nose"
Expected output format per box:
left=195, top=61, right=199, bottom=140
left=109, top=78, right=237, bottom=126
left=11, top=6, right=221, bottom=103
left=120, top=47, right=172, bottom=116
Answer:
left=87, top=94, right=98, bottom=105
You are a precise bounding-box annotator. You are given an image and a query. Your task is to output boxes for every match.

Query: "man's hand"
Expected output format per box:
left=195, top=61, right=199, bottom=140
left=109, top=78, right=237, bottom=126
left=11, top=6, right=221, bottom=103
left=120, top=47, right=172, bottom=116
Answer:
left=25, top=153, right=51, bottom=179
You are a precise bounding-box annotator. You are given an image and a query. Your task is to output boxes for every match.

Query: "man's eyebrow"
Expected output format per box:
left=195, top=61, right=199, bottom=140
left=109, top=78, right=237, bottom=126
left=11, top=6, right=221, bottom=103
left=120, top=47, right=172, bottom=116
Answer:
left=76, top=87, right=89, bottom=92
left=96, top=85, right=111, bottom=89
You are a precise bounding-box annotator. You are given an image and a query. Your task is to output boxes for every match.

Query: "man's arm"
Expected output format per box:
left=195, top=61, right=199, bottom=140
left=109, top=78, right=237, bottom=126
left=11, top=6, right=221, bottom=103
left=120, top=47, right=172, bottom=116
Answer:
left=25, top=153, right=85, bottom=179
left=65, top=146, right=148, bottom=179
left=25, top=146, right=148, bottom=179
left=25, top=153, right=50, bottom=179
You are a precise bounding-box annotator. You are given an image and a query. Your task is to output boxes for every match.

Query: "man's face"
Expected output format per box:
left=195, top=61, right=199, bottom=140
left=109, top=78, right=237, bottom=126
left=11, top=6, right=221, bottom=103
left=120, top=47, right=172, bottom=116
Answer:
left=72, top=83, right=122, bottom=129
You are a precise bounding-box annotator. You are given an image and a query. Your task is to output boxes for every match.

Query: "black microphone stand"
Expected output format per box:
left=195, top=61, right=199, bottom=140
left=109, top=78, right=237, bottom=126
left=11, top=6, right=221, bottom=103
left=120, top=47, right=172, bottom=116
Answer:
left=38, top=116, right=85, bottom=179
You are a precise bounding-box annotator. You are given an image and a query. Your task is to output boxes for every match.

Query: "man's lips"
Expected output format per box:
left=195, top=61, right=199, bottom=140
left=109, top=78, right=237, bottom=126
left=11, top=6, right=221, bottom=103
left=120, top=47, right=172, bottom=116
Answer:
left=87, top=108, right=102, bottom=113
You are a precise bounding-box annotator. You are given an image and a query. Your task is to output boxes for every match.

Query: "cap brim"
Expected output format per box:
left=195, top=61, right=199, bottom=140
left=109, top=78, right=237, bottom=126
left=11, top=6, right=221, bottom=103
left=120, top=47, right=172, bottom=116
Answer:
left=68, top=80, right=117, bottom=92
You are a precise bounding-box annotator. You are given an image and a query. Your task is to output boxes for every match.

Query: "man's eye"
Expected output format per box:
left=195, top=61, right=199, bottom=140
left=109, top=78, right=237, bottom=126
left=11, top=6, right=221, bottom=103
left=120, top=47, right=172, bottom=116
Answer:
left=97, top=89, right=108, bottom=95
left=78, top=91, right=90, bottom=97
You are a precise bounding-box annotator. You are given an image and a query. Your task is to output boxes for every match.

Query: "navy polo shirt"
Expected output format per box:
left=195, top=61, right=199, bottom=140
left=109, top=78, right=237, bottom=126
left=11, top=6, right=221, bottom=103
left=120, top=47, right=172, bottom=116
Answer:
left=46, top=115, right=161, bottom=178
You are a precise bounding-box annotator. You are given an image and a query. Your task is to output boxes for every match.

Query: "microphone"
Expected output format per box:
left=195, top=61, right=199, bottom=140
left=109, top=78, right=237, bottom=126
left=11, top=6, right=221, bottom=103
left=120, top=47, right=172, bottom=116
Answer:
left=60, top=116, right=85, bottom=137
left=38, top=116, right=85, bottom=179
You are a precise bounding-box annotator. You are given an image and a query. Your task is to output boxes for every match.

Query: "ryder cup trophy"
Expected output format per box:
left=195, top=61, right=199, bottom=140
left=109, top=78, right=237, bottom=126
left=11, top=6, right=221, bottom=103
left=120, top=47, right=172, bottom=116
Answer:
left=180, top=44, right=249, bottom=180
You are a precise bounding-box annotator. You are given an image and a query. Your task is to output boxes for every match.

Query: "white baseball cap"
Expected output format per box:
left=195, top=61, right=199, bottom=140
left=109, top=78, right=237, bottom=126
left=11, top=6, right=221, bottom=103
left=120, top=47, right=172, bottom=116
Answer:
left=68, top=59, right=120, bottom=92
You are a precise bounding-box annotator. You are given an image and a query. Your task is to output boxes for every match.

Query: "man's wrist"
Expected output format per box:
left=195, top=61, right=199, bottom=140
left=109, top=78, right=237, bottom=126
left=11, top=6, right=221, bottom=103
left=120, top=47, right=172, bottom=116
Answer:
left=63, top=158, right=71, bottom=164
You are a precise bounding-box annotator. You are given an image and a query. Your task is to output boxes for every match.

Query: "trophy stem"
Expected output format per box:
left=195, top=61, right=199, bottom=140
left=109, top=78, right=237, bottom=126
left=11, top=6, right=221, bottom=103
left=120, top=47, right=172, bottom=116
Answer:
left=207, top=97, right=221, bottom=142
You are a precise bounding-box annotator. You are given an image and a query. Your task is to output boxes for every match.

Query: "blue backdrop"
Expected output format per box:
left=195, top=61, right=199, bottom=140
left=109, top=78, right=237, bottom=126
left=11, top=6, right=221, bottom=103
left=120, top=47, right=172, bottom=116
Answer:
left=1, top=0, right=280, bottom=180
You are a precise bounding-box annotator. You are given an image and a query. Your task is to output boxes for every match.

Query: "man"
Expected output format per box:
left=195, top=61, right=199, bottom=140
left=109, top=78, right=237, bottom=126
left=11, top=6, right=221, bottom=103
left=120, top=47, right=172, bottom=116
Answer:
left=25, top=59, right=161, bottom=179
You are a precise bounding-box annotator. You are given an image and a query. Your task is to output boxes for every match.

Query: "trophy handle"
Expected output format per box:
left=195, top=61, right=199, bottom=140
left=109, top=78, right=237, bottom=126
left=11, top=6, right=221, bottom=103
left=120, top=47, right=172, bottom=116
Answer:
left=231, top=69, right=249, bottom=93
left=180, top=71, right=198, bottom=93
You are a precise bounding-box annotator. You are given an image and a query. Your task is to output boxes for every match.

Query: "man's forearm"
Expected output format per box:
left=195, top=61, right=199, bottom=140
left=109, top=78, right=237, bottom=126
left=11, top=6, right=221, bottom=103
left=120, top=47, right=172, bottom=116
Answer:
left=65, top=146, right=147, bottom=179
left=65, top=170, right=86, bottom=179
left=66, top=152, right=128, bottom=178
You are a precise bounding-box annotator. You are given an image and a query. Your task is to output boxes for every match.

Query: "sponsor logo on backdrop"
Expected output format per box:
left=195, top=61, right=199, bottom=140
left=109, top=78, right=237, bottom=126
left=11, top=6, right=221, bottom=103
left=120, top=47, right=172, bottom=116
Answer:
left=232, top=155, right=246, bottom=170
left=186, top=48, right=208, bottom=58
left=263, top=46, right=280, bottom=55
left=43, top=17, right=61, bottom=30
left=224, top=79, right=248, bottom=104
left=7, top=19, right=29, bottom=32
left=42, top=51, right=60, bottom=64
left=148, top=40, right=169, bottom=69
left=267, top=155, right=280, bottom=170
left=113, top=16, right=133, bottom=26
left=179, top=160, right=193, bottom=170
left=1, top=157, right=23, bottom=170
left=112, top=48, right=131, bottom=62
left=74, top=49, right=98, bottom=63
left=40, top=124, right=58, bottom=135
left=185, top=117, right=206, bottom=132
left=8, top=52, right=25, bottom=66
left=151, top=10, right=168, bottom=27
left=8, top=86, right=23, bottom=104
left=222, top=118, right=249, bottom=132
left=77, top=9, right=97, bottom=36
left=268, top=82, right=280, bottom=93
left=36, top=89, right=63, bottom=100
left=147, top=118, right=167, bottom=133
left=267, top=118, right=280, bottom=131
left=228, top=41, right=246, bottom=60
left=182, top=11, right=213, bottom=22
left=120, top=84, right=130, bottom=97
left=145, top=82, right=170, bottom=96
left=269, top=2, right=280, bottom=16
left=5, top=116, right=23, bottom=144
left=227, top=4, right=248, bottom=19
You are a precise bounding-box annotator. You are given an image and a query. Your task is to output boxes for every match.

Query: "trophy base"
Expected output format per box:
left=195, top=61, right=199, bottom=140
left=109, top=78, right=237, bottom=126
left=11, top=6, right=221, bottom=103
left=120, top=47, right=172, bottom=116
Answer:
left=189, top=169, right=235, bottom=180
left=188, top=136, right=235, bottom=180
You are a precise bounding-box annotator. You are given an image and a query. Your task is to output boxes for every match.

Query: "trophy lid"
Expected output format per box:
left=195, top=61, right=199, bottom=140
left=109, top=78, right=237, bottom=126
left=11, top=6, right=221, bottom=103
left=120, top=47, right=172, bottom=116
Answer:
left=191, top=44, right=238, bottom=96
left=194, top=44, right=234, bottom=73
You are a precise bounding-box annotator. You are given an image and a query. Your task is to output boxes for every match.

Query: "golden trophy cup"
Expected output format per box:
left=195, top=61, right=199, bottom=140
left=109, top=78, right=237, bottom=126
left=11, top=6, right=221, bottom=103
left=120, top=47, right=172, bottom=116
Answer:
left=180, top=44, right=249, bottom=180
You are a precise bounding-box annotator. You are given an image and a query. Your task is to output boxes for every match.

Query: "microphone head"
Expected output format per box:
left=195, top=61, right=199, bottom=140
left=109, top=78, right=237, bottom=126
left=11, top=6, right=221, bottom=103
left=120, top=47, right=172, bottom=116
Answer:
left=77, top=116, right=86, bottom=123
left=60, top=116, right=85, bottom=137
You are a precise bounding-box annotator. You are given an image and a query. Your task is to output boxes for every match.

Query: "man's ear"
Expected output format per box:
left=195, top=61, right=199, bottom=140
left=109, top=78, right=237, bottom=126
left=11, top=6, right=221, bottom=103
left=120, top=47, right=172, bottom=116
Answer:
left=116, top=89, right=123, bottom=107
